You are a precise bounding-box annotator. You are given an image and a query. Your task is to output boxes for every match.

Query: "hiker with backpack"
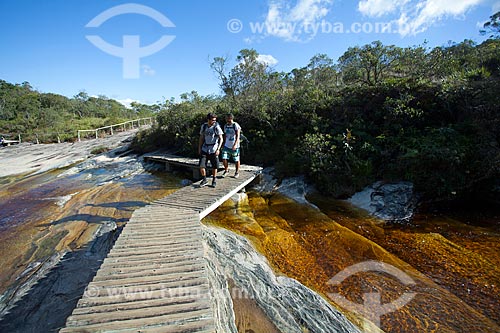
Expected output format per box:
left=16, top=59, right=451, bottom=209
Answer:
left=198, top=112, right=224, bottom=187
left=221, top=113, right=241, bottom=179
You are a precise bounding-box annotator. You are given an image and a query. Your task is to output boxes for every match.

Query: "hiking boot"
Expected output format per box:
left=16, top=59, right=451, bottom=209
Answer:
left=211, top=178, right=217, bottom=187
left=222, top=170, right=229, bottom=178
left=234, top=172, right=239, bottom=179
left=200, top=178, right=208, bottom=187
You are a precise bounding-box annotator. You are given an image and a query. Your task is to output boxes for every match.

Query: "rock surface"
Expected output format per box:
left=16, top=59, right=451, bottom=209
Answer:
left=202, top=224, right=362, bottom=333
left=0, top=130, right=139, bottom=178
left=348, top=181, right=417, bottom=222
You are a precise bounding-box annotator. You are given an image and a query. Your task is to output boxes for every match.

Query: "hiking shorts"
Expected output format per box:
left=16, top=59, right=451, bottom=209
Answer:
left=199, top=151, right=219, bottom=170
left=222, top=147, right=240, bottom=162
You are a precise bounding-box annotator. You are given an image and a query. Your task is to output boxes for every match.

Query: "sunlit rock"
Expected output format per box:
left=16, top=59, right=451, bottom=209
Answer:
left=348, top=181, right=417, bottom=223
left=251, top=167, right=278, bottom=193
left=202, top=224, right=363, bottom=333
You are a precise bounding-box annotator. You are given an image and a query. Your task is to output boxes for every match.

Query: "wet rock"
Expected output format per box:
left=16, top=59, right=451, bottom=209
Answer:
left=276, top=176, right=317, bottom=207
left=0, top=221, right=119, bottom=332
left=230, top=191, right=246, bottom=204
left=251, top=167, right=278, bottom=193
left=252, top=168, right=319, bottom=208
left=348, top=181, right=417, bottom=223
left=202, top=225, right=362, bottom=333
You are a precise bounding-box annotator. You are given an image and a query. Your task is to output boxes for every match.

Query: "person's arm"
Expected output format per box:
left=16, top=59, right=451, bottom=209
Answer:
left=233, top=124, right=241, bottom=150
left=233, top=130, right=240, bottom=150
left=216, top=134, right=223, bottom=155
left=198, top=133, right=204, bottom=155
left=222, top=125, right=227, bottom=148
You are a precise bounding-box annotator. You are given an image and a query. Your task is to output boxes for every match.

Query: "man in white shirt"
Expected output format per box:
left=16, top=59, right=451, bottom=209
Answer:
left=221, top=113, right=241, bottom=178
left=198, top=112, right=223, bottom=187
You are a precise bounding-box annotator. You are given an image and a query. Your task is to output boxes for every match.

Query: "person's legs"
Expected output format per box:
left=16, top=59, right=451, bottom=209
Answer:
left=221, top=147, right=230, bottom=176
left=199, top=153, right=208, bottom=186
left=233, top=148, right=240, bottom=178
left=209, top=153, right=219, bottom=186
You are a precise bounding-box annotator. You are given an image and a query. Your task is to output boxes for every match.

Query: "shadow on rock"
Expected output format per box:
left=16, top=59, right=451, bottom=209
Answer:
left=0, top=222, right=121, bottom=333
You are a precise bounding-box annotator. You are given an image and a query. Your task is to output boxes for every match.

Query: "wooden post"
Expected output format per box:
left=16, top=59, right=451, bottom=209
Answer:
left=18, top=134, right=21, bottom=143
left=95, top=130, right=98, bottom=140
left=78, top=131, right=81, bottom=142
left=110, top=126, right=114, bottom=135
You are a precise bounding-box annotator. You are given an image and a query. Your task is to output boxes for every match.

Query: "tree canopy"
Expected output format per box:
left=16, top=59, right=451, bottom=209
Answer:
left=0, top=81, right=158, bottom=142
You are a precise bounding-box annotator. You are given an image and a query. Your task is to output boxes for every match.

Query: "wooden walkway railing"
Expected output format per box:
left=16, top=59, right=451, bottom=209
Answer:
left=61, top=158, right=261, bottom=332
left=77, top=117, right=154, bottom=141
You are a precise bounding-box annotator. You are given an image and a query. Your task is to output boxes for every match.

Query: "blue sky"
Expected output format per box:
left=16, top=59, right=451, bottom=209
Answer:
left=0, top=0, right=498, bottom=106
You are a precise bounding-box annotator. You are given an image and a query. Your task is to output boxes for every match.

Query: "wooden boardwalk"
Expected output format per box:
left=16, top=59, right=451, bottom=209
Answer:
left=61, top=158, right=261, bottom=332
left=144, top=153, right=220, bottom=180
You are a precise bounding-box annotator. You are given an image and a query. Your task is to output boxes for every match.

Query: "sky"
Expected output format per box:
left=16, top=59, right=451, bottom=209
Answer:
left=0, top=0, right=498, bottom=106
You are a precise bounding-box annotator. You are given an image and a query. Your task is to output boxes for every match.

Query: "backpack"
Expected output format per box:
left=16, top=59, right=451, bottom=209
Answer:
left=201, top=122, right=221, bottom=147
left=224, top=122, right=248, bottom=142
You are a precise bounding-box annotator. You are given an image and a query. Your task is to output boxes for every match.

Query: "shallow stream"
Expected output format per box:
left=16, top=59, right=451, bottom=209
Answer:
left=0, top=152, right=498, bottom=333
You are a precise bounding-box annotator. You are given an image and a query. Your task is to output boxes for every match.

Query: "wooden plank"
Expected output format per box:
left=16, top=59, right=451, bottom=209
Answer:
left=93, top=263, right=207, bottom=282
left=63, top=308, right=213, bottom=331
left=62, top=154, right=262, bottom=332
left=102, top=248, right=203, bottom=264
left=62, top=318, right=215, bottom=333
left=108, top=319, right=215, bottom=333
left=106, top=243, right=202, bottom=257
left=77, top=287, right=209, bottom=307
left=81, top=275, right=208, bottom=296
left=100, top=254, right=202, bottom=269
left=120, top=223, right=200, bottom=237
left=73, top=290, right=211, bottom=315
left=113, top=234, right=201, bottom=245
left=116, top=228, right=200, bottom=239
left=87, top=270, right=208, bottom=288
left=95, top=257, right=204, bottom=276
left=88, top=273, right=209, bottom=289
left=112, top=239, right=201, bottom=249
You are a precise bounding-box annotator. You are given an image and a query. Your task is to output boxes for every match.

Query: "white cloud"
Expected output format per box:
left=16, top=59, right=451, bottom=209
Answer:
left=358, top=0, right=408, bottom=17
left=142, top=65, right=156, bottom=76
left=263, top=0, right=334, bottom=41
left=358, top=0, right=485, bottom=36
left=412, top=0, right=483, bottom=33
left=117, top=98, right=140, bottom=108
left=257, top=54, right=279, bottom=66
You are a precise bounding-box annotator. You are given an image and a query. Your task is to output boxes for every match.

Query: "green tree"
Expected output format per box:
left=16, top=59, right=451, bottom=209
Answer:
left=481, top=11, right=500, bottom=38
left=338, top=41, right=401, bottom=85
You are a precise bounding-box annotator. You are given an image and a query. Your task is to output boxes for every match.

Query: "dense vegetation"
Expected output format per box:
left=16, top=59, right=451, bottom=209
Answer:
left=134, top=35, right=500, bottom=202
left=0, top=81, right=157, bottom=142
